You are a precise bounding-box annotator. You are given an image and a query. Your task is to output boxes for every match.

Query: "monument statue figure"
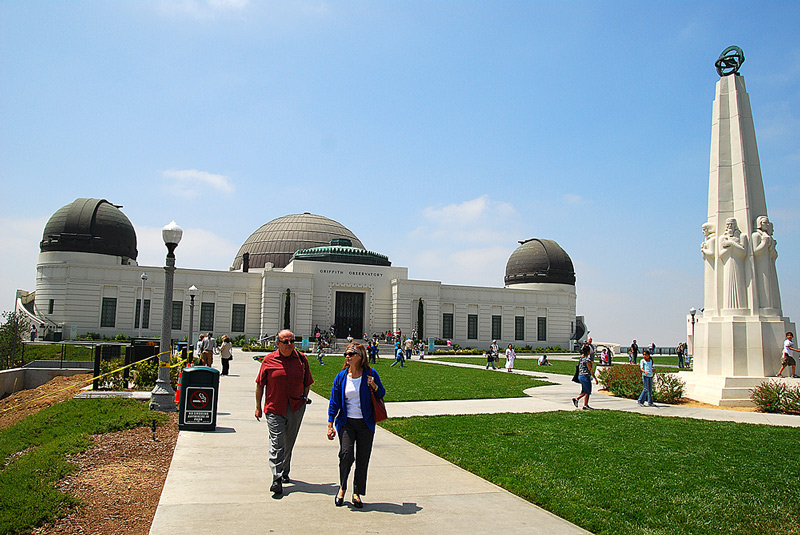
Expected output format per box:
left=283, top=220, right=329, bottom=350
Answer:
left=752, top=215, right=781, bottom=311
left=700, top=222, right=717, bottom=312
left=719, top=217, right=747, bottom=310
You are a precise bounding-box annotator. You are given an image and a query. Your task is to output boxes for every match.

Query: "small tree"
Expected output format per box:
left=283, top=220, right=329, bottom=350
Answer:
left=0, top=311, right=31, bottom=370
left=417, top=300, right=424, bottom=341
left=283, top=289, right=291, bottom=330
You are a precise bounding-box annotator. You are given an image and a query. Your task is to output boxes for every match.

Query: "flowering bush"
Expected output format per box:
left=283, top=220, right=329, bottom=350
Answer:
left=750, top=380, right=800, bottom=414
left=598, top=364, right=685, bottom=403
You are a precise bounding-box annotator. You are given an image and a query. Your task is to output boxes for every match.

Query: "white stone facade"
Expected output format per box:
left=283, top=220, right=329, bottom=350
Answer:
left=34, top=250, right=576, bottom=349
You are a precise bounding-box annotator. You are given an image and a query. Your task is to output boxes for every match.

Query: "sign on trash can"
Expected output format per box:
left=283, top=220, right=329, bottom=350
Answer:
left=178, top=366, right=220, bottom=431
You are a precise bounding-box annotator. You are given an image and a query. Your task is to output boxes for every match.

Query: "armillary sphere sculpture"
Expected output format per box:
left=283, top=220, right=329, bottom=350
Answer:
left=715, top=45, right=745, bottom=76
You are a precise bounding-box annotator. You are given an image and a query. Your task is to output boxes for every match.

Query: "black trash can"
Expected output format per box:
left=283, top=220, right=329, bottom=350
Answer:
left=178, top=366, right=221, bottom=431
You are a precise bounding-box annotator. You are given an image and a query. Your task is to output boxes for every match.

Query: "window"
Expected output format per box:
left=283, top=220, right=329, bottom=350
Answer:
left=467, top=314, right=478, bottom=340
left=100, top=298, right=117, bottom=328
left=442, top=313, right=454, bottom=339
left=491, top=315, right=501, bottom=340
left=134, top=299, right=150, bottom=329
left=231, top=304, right=246, bottom=332
left=48, top=299, right=54, bottom=314
left=515, top=316, right=525, bottom=340
left=537, top=317, right=547, bottom=341
left=172, top=301, right=183, bottom=330
left=200, top=303, right=215, bottom=331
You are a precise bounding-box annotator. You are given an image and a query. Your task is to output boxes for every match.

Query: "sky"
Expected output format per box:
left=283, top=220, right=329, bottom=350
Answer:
left=1, top=1, right=799, bottom=346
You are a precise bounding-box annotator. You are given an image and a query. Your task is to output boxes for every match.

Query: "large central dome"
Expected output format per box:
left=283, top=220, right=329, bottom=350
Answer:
left=232, top=213, right=365, bottom=270
left=504, top=238, right=575, bottom=286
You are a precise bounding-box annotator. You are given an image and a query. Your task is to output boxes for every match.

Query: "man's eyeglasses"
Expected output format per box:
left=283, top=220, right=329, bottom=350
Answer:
left=278, top=339, right=295, bottom=345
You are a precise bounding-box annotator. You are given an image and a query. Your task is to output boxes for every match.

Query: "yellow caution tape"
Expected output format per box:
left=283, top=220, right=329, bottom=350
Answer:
left=1, top=349, right=190, bottom=414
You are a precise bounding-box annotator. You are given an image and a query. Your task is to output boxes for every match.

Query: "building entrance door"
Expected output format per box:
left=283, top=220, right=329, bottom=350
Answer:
left=335, top=291, right=364, bottom=339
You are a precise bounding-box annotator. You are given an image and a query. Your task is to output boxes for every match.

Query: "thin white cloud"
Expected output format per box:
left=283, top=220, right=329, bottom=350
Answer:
left=136, top=225, right=240, bottom=271
left=162, top=169, right=234, bottom=197
left=154, top=0, right=250, bottom=18
left=413, top=195, right=518, bottom=244
left=0, top=216, right=49, bottom=312
left=563, top=193, right=585, bottom=205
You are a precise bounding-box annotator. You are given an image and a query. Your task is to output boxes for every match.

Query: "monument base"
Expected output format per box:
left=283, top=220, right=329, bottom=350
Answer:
left=679, top=372, right=798, bottom=407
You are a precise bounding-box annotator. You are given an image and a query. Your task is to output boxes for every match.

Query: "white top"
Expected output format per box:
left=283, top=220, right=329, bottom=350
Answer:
left=344, top=375, right=363, bottom=419
left=784, top=339, right=794, bottom=357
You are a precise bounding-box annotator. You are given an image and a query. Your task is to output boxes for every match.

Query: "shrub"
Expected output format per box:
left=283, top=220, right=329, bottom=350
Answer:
left=750, top=380, right=800, bottom=414
left=655, top=373, right=685, bottom=403
left=133, top=357, right=159, bottom=388
left=99, top=357, right=125, bottom=390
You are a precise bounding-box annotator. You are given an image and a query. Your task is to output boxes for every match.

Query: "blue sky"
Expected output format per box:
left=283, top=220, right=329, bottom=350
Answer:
left=2, top=1, right=799, bottom=345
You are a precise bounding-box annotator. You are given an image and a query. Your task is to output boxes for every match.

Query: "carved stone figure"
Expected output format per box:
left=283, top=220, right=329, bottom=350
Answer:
left=719, top=217, right=748, bottom=310
left=701, top=222, right=717, bottom=312
left=752, top=215, right=780, bottom=311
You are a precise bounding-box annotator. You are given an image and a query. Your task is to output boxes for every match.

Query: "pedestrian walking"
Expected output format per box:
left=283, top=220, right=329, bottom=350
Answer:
left=571, top=345, right=598, bottom=410
left=637, top=350, right=655, bottom=406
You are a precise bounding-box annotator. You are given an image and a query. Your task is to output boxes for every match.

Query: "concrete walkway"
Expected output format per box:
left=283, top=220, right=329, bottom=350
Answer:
left=148, top=350, right=589, bottom=535
left=149, top=350, right=799, bottom=535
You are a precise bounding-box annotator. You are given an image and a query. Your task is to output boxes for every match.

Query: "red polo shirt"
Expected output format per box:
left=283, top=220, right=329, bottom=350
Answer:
left=256, top=349, right=314, bottom=415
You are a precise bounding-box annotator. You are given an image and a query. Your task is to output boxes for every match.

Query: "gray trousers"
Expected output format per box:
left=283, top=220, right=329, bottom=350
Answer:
left=265, top=402, right=306, bottom=482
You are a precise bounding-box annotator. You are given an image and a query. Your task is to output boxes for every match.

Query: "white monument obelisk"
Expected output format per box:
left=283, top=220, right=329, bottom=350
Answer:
left=685, top=47, right=795, bottom=406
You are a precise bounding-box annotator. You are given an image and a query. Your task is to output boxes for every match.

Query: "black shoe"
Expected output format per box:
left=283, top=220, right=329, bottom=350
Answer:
left=270, top=480, right=282, bottom=494
left=281, top=474, right=290, bottom=483
left=335, top=488, right=345, bottom=506
left=352, top=494, right=364, bottom=508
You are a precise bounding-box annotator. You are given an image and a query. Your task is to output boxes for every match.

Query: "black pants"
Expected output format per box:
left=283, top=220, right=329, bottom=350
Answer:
left=338, top=418, right=374, bottom=495
left=221, top=358, right=230, bottom=375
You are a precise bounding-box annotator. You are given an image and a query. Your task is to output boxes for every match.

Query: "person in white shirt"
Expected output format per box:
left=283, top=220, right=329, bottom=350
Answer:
left=777, top=332, right=800, bottom=378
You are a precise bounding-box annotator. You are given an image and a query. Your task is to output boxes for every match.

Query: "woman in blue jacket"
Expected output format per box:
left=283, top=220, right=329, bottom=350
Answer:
left=327, top=342, right=386, bottom=508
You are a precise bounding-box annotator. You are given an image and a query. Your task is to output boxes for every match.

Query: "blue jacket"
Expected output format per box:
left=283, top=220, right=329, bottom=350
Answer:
left=328, top=368, right=386, bottom=433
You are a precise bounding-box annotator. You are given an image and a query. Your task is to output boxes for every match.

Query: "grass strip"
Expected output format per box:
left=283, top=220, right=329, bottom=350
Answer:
left=0, top=398, right=168, bottom=534
left=381, top=410, right=800, bottom=535
left=437, top=356, right=679, bottom=376
left=308, top=357, right=552, bottom=402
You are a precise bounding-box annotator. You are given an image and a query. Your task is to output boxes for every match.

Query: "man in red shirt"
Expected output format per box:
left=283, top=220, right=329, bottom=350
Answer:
left=255, top=329, right=314, bottom=495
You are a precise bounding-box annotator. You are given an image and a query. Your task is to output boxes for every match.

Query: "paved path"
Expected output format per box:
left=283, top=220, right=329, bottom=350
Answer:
left=149, top=350, right=589, bottom=535
left=149, top=350, right=799, bottom=535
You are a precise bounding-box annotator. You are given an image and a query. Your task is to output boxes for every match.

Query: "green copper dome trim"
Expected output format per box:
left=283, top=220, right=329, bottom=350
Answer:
left=290, top=244, right=391, bottom=266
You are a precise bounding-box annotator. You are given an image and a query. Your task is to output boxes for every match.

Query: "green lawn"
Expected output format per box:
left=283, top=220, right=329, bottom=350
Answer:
left=307, top=356, right=552, bottom=402
left=0, top=398, right=168, bottom=534
left=436, top=356, right=681, bottom=376
left=381, top=411, right=800, bottom=535
left=22, top=343, right=103, bottom=362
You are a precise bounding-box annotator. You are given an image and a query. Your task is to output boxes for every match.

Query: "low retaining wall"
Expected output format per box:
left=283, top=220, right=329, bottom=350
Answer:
left=0, top=367, right=91, bottom=399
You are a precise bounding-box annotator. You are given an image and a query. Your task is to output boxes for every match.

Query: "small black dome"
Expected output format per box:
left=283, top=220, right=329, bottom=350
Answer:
left=505, top=238, right=575, bottom=286
left=233, top=213, right=365, bottom=270
left=40, top=198, right=137, bottom=260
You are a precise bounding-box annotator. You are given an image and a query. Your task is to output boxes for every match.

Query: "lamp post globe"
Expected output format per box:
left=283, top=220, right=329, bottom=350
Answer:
left=187, top=285, right=198, bottom=368
left=689, top=307, right=697, bottom=356
left=150, top=221, right=183, bottom=412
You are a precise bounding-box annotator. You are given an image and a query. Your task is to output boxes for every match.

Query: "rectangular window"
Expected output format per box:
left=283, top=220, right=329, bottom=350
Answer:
left=100, top=298, right=117, bottom=328
left=467, top=314, right=478, bottom=340
left=200, top=302, right=215, bottom=331
left=48, top=299, right=54, bottom=314
left=134, top=299, right=150, bottom=329
left=231, top=304, right=246, bottom=332
left=172, top=301, right=183, bottom=330
left=515, top=316, right=525, bottom=340
left=537, top=317, right=547, bottom=341
left=442, top=313, right=454, bottom=339
left=491, top=315, right=501, bottom=341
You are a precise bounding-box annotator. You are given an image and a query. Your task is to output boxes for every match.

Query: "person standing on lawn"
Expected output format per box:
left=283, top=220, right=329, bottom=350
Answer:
left=637, top=350, right=655, bottom=406
left=504, top=344, right=516, bottom=373
left=572, top=344, right=598, bottom=410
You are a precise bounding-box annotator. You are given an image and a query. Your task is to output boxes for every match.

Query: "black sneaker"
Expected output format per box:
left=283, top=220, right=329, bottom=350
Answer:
left=581, top=405, right=594, bottom=410
left=270, top=480, right=283, bottom=494
left=281, top=474, right=291, bottom=483
left=571, top=398, right=578, bottom=408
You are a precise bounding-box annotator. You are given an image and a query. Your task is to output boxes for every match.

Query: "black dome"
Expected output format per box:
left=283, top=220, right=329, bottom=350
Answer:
left=40, top=198, right=138, bottom=260
left=233, top=213, right=365, bottom=270
left=504, top=238, right=575, bottom=286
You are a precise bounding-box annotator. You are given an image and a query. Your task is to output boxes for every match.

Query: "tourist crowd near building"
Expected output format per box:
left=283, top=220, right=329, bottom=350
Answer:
left=20, top=201, right=586, bottom=349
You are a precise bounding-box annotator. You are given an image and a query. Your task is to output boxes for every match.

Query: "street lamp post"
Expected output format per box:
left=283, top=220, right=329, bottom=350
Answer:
left=150, top=221, right=183, bottom=412
left=138, top=273, right=148, bottom=338
left=187, top=285, right=198, bottom=368
left=689, top=307, right=697, bottom=356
